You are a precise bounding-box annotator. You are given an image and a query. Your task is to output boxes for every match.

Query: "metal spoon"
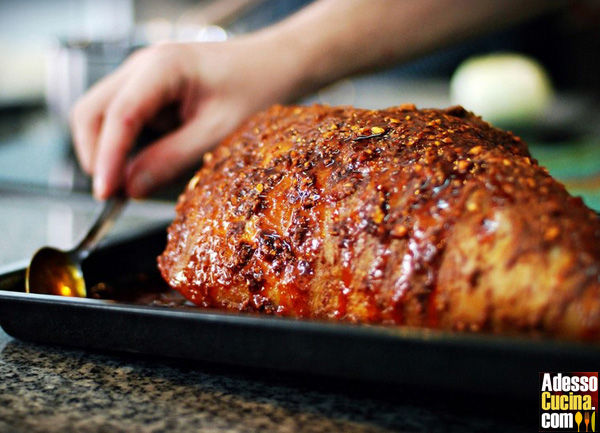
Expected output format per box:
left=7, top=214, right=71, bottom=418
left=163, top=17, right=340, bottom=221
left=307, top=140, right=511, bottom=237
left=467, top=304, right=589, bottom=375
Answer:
left=25, top=195, right=127, bottom=297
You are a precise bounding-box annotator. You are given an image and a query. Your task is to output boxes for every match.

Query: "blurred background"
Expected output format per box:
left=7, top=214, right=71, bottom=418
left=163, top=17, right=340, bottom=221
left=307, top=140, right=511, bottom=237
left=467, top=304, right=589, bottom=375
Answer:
left=0, top=0, right=599, bottom=266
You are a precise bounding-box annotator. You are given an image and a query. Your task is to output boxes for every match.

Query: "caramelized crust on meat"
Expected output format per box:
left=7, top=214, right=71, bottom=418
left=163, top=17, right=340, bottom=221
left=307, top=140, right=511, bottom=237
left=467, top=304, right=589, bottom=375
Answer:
left=158, top=104, right=600, bottom=340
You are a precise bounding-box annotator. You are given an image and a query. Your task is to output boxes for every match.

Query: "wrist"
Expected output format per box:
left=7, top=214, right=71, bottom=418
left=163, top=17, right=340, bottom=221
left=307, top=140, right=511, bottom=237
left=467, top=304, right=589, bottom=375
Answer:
left=241, top=21, right=339, bottom=104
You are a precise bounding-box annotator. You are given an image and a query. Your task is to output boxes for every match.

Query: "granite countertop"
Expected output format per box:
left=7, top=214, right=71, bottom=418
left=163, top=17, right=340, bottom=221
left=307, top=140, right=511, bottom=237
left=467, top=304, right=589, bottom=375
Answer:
left=0, top=327, right=531, bottom=433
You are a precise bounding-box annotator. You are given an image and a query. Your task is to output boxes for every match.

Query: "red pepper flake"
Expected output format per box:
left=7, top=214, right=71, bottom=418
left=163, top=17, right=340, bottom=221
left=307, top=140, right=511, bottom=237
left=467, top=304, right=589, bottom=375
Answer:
left=373, top=207, right=385, bottom=224
left=466, top=201, right=478, bottom=212
left=391, top=224, right=408, bottom=238
left=456, top=160, right=471, bottom=173
left=468, top=146, right=483, bottom=156
left=398, top=103, right=416, bottom=111
left=352, top=126, right=387, bottom=141
left=188, top=174, right=201, bottom=190
left=544, top=226, right=560, bottom=241
left=502, top=184, right=515, bottom=195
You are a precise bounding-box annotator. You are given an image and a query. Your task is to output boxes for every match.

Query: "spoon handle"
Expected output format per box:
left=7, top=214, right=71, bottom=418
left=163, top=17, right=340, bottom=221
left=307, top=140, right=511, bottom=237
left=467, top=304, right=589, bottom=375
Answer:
left=75, top=194, right=127, bottom=259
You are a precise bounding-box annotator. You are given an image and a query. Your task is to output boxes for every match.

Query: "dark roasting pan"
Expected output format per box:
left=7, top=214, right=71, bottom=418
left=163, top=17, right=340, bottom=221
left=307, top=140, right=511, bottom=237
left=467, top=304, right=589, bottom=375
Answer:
left=0, top=222, right=598, bottom=399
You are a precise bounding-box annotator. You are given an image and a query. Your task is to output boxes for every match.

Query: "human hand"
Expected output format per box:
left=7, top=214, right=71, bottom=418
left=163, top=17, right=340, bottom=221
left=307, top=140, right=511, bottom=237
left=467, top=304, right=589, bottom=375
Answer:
left=70, top=0, right=565, bottom=200
left=70, top=38, right=303, bottom=199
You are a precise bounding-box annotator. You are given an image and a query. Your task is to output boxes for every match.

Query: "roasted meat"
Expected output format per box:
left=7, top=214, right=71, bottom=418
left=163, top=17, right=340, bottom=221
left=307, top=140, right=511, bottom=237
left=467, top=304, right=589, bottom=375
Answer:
left=158, top=104, right=600, bottom=340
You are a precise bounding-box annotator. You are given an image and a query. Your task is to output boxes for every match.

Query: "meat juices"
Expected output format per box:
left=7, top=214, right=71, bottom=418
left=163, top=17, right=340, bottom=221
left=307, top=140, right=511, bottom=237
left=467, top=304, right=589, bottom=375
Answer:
left=158, top=104, right=600, bottom=340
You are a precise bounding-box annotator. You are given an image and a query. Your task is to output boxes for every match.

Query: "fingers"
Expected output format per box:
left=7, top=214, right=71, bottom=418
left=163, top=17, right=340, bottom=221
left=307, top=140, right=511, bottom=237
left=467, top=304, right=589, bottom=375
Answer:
left=124, top=122, right=207, bottom=198
left=124, top=105, right=240, bottom=198
left=70, top=67, right=130, bottom=174
left=70, top=41, right=258, bottom=199
left=69, top=49, right=146, bottom=174
left=92, top=59, right=182, bottom=199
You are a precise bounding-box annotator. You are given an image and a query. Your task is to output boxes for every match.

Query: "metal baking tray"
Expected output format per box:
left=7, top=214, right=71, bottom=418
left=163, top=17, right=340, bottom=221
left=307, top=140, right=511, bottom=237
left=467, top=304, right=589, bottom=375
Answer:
left=0, top=223, right=598, bottom=398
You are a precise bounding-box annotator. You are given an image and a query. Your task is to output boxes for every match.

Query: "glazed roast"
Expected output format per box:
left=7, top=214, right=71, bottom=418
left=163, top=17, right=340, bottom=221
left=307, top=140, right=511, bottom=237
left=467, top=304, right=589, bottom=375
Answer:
left=158, top=104, right=600, bottom=340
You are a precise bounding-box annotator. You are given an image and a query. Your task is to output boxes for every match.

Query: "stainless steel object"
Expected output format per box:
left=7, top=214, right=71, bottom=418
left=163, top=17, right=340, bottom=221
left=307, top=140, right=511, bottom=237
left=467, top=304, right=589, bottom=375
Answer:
left=25, top=195, right=126, bottom=297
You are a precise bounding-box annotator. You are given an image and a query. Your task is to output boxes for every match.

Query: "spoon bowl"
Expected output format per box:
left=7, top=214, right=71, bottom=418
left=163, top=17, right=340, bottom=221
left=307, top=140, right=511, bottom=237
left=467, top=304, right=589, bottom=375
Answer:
left=26, top=195, right=126, bottom=297
left=26, top=247, right=86, bottom=296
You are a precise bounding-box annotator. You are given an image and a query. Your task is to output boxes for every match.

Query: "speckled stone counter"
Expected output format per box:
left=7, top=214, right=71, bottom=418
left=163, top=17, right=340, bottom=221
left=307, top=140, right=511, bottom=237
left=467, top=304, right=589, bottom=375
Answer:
left=0, top=327, right=530, bottom=433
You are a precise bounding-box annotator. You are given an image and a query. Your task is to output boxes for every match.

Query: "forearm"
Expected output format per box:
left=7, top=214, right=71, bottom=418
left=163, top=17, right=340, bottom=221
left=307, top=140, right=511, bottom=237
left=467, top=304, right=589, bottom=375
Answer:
left=72, top=0, right=563, bottom=198
left=248, top=0, right=563, bottom=99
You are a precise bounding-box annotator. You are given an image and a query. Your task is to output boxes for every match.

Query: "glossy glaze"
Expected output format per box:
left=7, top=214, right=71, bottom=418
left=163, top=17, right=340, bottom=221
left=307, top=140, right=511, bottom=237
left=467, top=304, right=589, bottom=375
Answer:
left=159, top=104, right=600, bottom=340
